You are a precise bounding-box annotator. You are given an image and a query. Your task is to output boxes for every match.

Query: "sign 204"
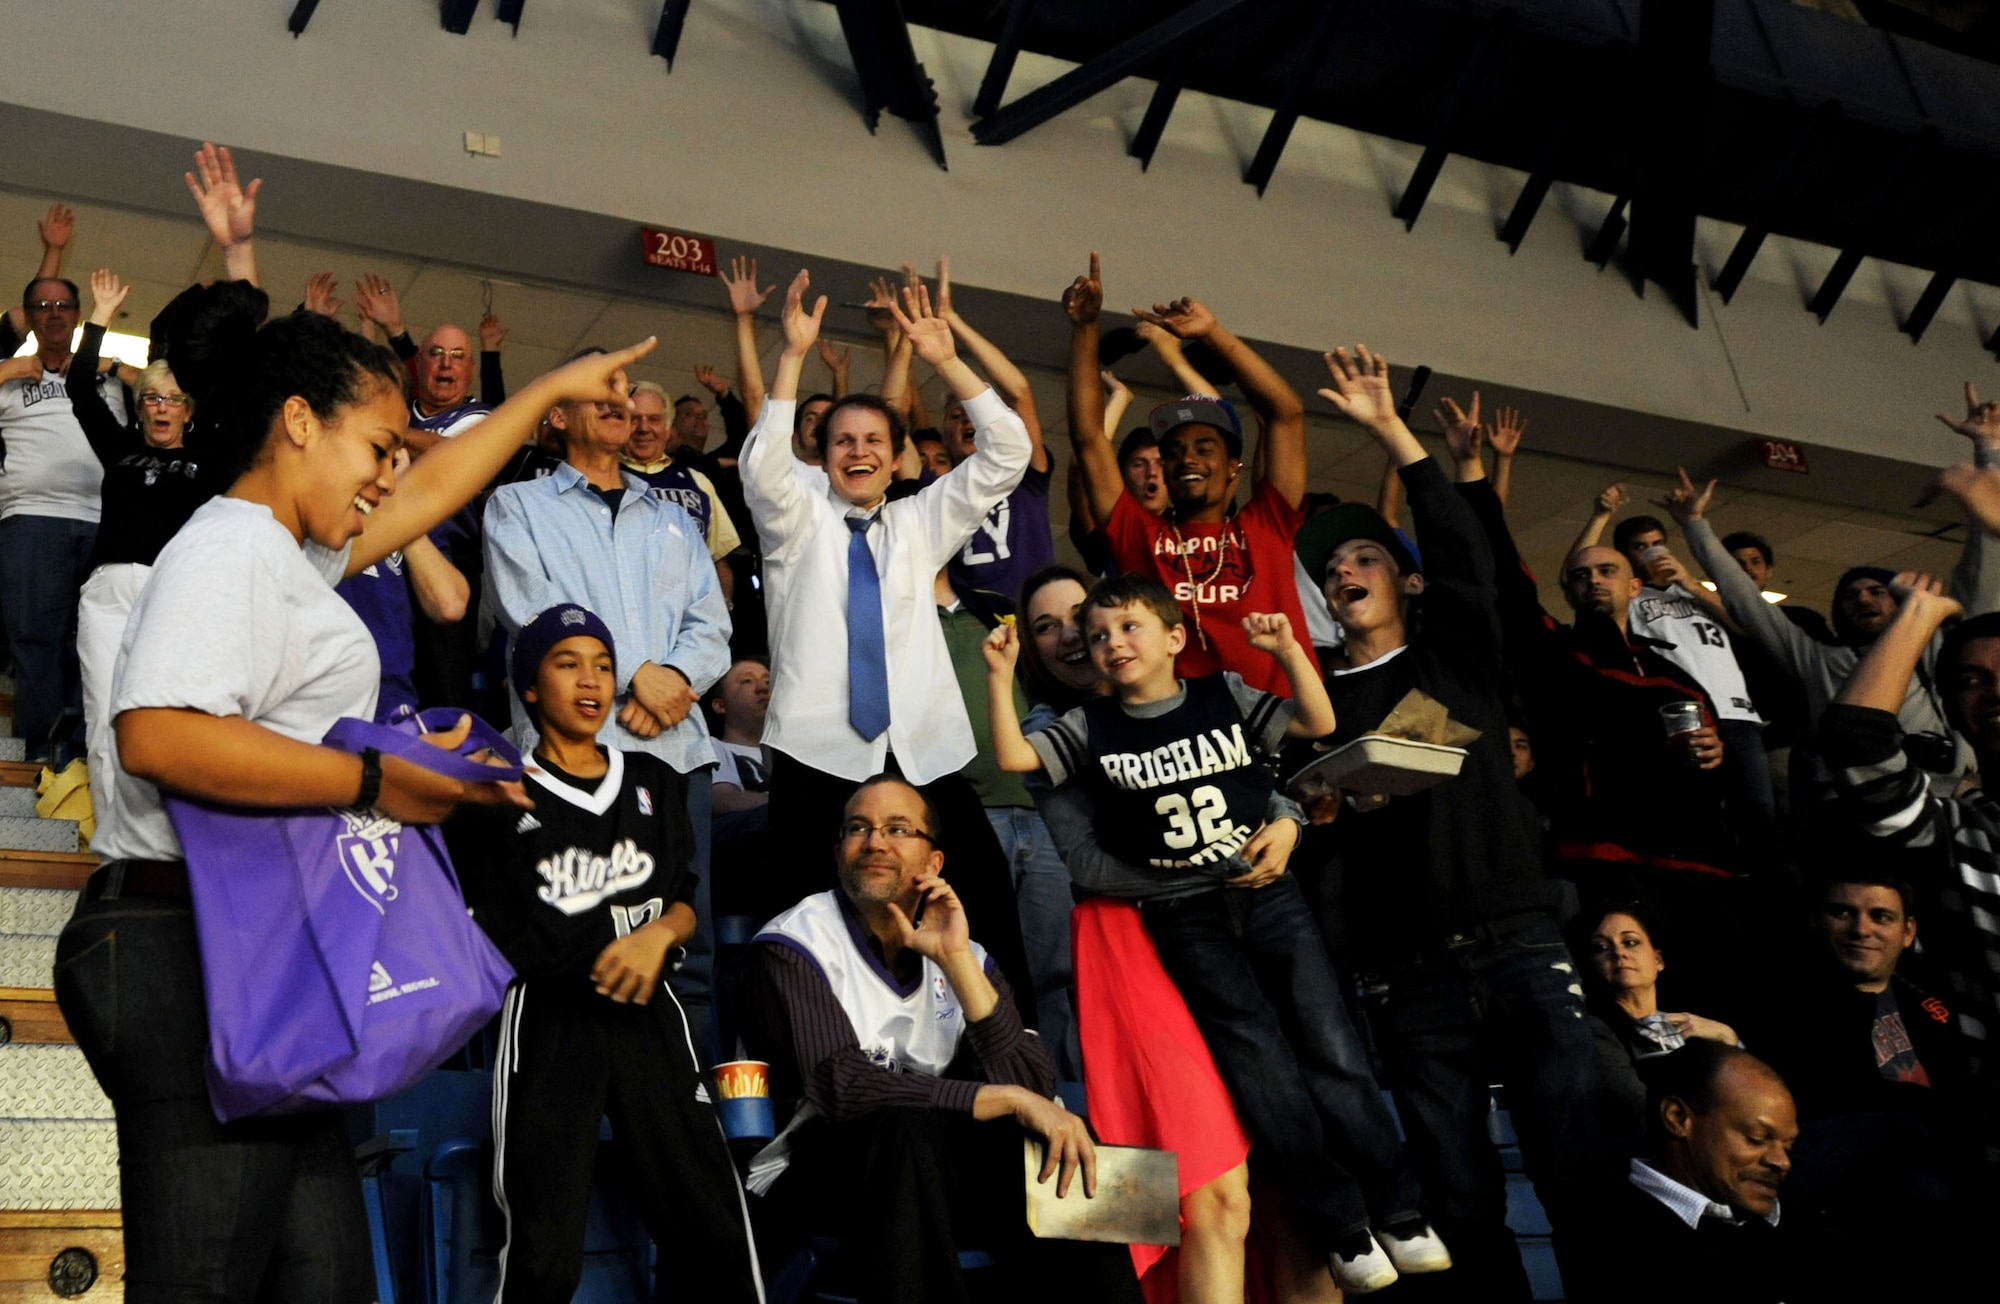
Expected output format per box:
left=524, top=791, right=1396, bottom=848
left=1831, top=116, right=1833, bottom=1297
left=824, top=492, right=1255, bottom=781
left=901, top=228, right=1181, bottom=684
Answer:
left=641, top=226, right=718, bottom=277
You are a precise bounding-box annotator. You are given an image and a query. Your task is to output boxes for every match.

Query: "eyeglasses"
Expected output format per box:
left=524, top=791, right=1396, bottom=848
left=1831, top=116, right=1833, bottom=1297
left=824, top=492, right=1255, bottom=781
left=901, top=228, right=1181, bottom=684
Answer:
left=837, top=821, right=934, bottom=844
left=423, top=347, right=469, bottom=363
left=140, top=393, right=190, bottom=409
left=28, top=299, right=76, bottom=313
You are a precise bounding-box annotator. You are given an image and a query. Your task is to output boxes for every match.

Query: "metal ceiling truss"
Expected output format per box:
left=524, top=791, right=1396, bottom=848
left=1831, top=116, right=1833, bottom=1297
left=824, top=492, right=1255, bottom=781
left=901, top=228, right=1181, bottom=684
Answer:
left=654, top=0, right=693, bottom=67
left=440, top=0, right=480, bottom=36
left=1393, top=10, right=1508, bottom=230
left=287, top=0, right=320, bottom=35
left=832, top=0, right=947, bottom=170
left=1243, top=1, right=1349, bottom=195
left=497, top=0, right=527, bottom=33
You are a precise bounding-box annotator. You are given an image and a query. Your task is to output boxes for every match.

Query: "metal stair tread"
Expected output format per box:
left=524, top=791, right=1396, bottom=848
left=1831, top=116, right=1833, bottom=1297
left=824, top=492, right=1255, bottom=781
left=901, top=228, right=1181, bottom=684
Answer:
left=0, top=786, right=40, bottom=819
left=0, top=887, right=75, bottom=938
left=0, top=737, right=24, bottom=763
left=0, top=1119, right=121, bottom=1211
left=0, top=936, right=55, bottom=990
left=0, top=815, right=79, bottom=855
left=0, top=1045, right=111, bottom=1120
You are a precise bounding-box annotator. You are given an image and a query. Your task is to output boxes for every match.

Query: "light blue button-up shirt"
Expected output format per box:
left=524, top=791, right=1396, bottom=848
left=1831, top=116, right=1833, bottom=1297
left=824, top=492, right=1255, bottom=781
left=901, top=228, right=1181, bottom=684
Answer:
left=484, top=462, right=731, bottom=774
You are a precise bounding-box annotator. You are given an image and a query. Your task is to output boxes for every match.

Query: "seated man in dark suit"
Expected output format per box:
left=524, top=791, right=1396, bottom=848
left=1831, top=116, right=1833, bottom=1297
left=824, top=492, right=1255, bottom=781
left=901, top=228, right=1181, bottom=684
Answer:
left=1575, top=1040, right=1802, bottom=1304
left=738, top=775, right=1141, bottom=1304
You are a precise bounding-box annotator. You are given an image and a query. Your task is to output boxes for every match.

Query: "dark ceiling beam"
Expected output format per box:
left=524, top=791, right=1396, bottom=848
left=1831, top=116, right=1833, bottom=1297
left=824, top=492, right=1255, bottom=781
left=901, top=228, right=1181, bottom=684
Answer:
left=440, top=0, right=479, bottom=36
left=1586, top=196, right=1630, bottom=268
left=971, top=0, right=1255, bottom=147
left=287, top=0, right=321, bottom=35
left=497, top=0, right=526, bottom=33
left=1628, top=0, right=1715, bottom=329
left=1392, top=12, right=1506, bottom=230
left=972, top=0, right=1036, bottom=120
left=1497, top=122, right=1569, bottom=254
left=1807, top=133, right=1933, bottom=323
left=1902, top=271, right=1957, bottom=344
left=1242, top=0, right=1348, bottom=196
left=653, top=0, right=692, bottom=67
left=1712, top=103, right=1837, bottom=304
left=833, top=0, right=947, bottom=170
left=1128, top=57, right=1186, bottom=172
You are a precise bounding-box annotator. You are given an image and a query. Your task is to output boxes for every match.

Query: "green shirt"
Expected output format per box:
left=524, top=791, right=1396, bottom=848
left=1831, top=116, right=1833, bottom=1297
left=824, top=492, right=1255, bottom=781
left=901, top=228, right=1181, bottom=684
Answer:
left=938, top=604, right=1034, bottom=810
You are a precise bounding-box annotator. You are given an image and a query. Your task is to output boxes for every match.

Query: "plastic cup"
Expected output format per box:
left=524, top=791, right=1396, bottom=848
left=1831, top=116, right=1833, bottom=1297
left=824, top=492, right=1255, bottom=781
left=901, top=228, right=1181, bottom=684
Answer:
left=713, top=1060, right=770, bottom=1100
left=1658, top=701, right=1706, bottom=737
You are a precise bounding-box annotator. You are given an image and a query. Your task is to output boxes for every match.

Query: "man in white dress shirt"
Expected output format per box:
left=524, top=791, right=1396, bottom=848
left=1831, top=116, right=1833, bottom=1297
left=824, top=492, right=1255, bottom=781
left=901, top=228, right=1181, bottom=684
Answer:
left=741, top=270, right=1036, bottom=1016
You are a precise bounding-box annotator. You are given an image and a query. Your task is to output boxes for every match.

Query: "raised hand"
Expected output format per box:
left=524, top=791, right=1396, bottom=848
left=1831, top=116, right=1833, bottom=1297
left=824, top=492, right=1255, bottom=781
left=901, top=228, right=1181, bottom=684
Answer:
left=184, top=142, right=260, bottom=248
left=1318, top=346, right=1400, bottom=432
left=862, top=275, right=901, bottom=338
left=86, top=269, right=130, bottom=327
left=721, top=255, right=775, bottom=316
left=545, top=336, right=658, bottom=407
left=1486, top=404, right=1527, bottom=457
left=1062, top=252, right=1103, bottom=327
left=1101, top=369, right=1132, bottom=402
left=1435, top=392, right=1484, bottom=464
left=934, top=254, right=956, bottom=319
left=693, top=364, right=731, bottom=397
left=1927, top=463, right=2000, bottom=537
left=815, top=338, right=851, bottom=375
left=1658, top=466, right=1715, bottom=525
left=1242, top=611, right=1297, bottom=656
left=888, top=282, right=957, bottom=368
left=353, top=273, right=405, bottom=337
left=1133, top=296, right=1218, bottom=340
left=38, top=204, right=74, bottom=251
left=1936, top=381, right=2000, bottom=446
left=779, top=269, right=827, bottom=357
left=1889, top=570, right=1965, bottom=628
left=479, top=312, right=508, bottom=351
left=982, top=621, right=1021, bottom=675
left=1594, top=483, right=1629, bottom=515
left=302, top=271, right=342, bottom=319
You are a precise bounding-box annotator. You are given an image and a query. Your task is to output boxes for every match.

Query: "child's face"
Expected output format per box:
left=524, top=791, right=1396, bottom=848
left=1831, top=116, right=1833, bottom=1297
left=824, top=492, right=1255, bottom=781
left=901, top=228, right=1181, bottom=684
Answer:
left=1085, top=601, right=1185, bottom=688
left=527, top=636, right=614, bottom=741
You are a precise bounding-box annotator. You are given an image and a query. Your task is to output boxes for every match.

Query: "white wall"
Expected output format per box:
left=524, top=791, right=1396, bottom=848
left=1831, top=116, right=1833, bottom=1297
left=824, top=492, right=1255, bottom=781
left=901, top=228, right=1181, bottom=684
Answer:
left=2, top=0, right=1994, bottom=468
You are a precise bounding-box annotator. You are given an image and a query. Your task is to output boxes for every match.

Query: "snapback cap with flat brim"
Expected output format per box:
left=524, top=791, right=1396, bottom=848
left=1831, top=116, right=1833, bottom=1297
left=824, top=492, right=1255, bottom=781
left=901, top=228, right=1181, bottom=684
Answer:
left=1149, top=395, right=1243, bottom=455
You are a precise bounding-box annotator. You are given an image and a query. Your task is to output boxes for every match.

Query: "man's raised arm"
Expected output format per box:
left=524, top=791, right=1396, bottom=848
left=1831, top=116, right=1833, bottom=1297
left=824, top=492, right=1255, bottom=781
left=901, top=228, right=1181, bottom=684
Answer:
left=1137, top=295, right=1307, bottom=509
left=1064, top=253, right=1123, bottom=526
left=739, top=270, right=825, bottom=564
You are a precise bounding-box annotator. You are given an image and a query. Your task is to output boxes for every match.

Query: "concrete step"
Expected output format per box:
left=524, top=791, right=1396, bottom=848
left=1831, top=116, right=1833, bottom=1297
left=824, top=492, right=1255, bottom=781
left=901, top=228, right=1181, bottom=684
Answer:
left=0, top=1120, right=121, bottom=1211
left=0, top=787, right=40, bottom=819
left=0, top=851, right=98, bottom=893
left=0, top=819, right=78, bottom=856
left=0, top=888, right=73, bottom=939
left=0, top=1210, right=124, bottom=1300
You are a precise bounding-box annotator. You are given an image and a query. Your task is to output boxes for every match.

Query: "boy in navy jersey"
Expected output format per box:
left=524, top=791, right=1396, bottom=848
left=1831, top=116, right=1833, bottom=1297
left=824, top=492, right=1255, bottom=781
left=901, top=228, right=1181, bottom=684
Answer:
left=985, top=574, right=1449, bottom=1293
left=444, top=603, right=762, bottom=1303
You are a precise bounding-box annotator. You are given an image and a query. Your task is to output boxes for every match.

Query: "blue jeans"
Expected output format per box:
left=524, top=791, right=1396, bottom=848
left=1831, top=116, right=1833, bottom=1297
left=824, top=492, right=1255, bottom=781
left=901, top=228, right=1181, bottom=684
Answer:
left=985, top=806, right=1080, bottom=1080
left=0, top=514, right=94, bottom=759
left=52, top=877, right=374, bottom=1302
left=669, top=769, right=718, bottom=1067
left=1141, top=876, right=1423, bottom=1246
left=1366, top=915, right=1601, bottom=1300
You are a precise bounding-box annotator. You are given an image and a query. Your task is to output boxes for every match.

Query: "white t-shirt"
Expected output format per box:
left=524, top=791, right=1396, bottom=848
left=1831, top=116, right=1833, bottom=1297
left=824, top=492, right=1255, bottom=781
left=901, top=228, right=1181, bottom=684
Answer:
left=1627, top=583, right=1764, bottom=725
left=0, top=368, right=119, bottom=522
left=710, top=738, right=769, bottom=791
left=98, top=497, right=375, bottom=860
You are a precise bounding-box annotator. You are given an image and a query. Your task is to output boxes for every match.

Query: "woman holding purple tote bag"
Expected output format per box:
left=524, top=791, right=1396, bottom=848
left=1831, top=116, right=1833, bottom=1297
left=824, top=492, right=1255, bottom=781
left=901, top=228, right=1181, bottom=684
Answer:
left=50, top=145, right=660, bottom=1304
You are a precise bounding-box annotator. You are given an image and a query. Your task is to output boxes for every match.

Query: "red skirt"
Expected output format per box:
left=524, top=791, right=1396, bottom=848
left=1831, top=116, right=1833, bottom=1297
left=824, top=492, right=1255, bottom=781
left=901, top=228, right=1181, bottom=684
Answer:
left=1072, top=897, right=1254, bottom=1297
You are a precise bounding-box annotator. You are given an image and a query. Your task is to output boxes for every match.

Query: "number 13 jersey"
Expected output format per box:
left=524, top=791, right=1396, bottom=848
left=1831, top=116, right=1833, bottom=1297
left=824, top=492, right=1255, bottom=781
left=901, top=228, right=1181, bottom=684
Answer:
left=1029, top=672, right=1294, bottom=874
left=1627, top=583, right=1764, bottom=725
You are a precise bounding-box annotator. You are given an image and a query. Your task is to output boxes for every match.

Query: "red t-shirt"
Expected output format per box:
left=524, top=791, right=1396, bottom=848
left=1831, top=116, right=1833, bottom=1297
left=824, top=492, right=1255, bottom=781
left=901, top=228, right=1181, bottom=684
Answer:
left=1106, top=481, right=1320, bottom=695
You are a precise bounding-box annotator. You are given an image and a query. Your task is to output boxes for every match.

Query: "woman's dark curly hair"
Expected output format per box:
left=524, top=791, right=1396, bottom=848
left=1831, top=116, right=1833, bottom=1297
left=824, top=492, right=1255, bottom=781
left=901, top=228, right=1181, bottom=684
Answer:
left=161, top=281, right=407, bottom=481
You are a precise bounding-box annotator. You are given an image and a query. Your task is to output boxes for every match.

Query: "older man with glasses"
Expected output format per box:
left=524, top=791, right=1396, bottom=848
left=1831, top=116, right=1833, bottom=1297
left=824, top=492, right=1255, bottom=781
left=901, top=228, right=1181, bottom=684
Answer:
left=0, top=273, right=125, bottom=763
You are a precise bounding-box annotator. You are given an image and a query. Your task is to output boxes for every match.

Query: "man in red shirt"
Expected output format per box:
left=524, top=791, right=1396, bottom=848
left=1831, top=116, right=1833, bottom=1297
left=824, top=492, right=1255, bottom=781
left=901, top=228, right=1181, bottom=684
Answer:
left=1064, top=254, right=1318, bottom=695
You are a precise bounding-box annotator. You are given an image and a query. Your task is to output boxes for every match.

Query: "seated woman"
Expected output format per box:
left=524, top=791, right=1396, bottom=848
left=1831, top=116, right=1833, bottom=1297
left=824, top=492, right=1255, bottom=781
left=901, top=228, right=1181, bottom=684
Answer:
left=1573, top=900, right=1742, bottom=1138
left=1013, top=565, right=1337, bottom=1304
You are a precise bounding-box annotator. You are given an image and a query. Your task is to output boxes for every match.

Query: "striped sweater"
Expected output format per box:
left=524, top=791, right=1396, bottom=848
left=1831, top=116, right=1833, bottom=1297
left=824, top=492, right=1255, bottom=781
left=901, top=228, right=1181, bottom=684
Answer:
left=1820, top=702, right=2000, bottom=1072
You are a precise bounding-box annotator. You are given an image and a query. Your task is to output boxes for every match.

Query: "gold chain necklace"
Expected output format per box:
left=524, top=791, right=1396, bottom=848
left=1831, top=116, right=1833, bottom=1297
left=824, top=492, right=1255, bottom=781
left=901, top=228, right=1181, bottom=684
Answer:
left=1167, top=515, right=1231, bottom=650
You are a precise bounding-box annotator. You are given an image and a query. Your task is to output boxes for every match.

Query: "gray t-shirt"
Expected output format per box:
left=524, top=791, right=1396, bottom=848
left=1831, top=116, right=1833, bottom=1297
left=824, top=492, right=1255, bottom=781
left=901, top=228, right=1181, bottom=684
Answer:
left=97, top=497, right=371, bottom=860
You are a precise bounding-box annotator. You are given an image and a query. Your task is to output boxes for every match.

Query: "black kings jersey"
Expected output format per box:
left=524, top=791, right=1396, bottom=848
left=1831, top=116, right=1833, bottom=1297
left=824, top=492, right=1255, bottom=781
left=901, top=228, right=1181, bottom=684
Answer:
left=1031, top=672, right=1291, bottom=872
left=444, top=748, right=695, bottom=983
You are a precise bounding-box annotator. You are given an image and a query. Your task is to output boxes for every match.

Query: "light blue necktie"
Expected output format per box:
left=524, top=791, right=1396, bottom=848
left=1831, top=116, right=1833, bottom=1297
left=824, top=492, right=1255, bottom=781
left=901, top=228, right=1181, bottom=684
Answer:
left=846, top=516, right=890, bottom=740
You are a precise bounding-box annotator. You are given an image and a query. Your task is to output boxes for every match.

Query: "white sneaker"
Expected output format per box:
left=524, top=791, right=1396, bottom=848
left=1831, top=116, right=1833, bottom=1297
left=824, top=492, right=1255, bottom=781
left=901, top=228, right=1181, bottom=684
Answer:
left=1329, top=1234, right=1400, bottom=1294
left=1380, top=1222, right=1453, bottom=1274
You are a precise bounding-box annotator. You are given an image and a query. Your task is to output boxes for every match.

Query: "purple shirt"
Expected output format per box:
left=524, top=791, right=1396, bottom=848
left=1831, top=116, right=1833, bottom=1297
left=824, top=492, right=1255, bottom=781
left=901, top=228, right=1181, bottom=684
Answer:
left=945, top=461, right=1053, bottom=605
left=335, top=552, right=419, bottom=723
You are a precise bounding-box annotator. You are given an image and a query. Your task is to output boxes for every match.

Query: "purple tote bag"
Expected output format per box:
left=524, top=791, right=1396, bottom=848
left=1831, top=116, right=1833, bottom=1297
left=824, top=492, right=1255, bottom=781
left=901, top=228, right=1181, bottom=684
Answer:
left=166, top=709, right=520, bottom=1121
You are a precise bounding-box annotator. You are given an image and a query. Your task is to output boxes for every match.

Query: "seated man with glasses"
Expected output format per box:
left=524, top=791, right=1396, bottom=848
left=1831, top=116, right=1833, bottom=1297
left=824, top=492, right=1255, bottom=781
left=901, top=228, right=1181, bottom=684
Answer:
left=739, top=774, right=1141, bottom=1304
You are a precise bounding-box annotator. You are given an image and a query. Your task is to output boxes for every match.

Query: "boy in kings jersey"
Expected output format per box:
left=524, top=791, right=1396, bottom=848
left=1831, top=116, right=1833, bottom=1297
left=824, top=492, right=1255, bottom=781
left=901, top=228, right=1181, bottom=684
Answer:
left=983, top=574, right=1452, bottom=1293
left=443, top=604, right=762, bottom=1303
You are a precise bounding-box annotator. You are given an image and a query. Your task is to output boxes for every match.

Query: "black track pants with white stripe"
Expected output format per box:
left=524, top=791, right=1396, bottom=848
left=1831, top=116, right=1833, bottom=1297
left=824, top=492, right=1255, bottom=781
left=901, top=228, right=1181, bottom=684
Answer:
left=490, top=978, right=765, bottom=1303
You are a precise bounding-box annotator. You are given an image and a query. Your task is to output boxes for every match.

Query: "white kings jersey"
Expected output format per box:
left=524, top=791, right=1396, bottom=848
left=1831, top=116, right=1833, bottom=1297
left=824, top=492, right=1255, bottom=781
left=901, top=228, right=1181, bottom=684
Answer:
left=1627, top=584, right=1765, bottom=725
left=745, top=890, right=989, bottom=1193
